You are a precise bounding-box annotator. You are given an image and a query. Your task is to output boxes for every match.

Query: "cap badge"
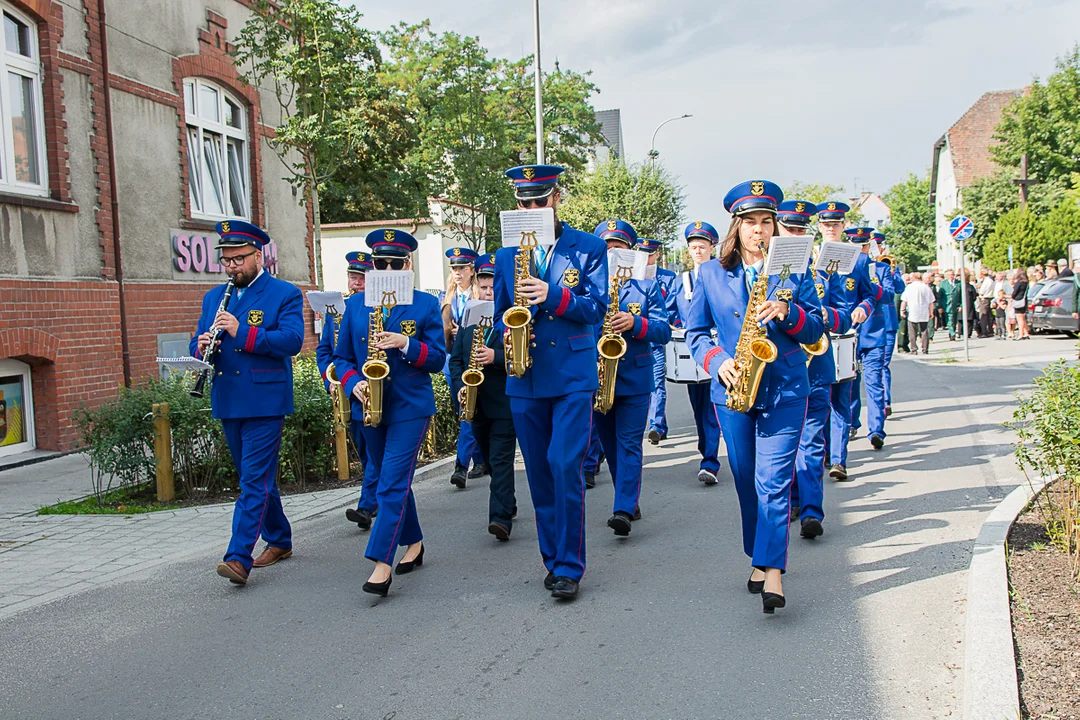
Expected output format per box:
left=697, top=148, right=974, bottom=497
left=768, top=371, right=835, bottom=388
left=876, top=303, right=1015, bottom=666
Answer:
left=795, top=202, right=805, bottom=213
left=384, top=229, right=395, bottom=242
left=523, top=167, right=536, bottom=180
left=489, top=254, right=495, bottom=263
left=694, top=221, right=703, bottom=230
left=827, top=202, right=837, bottom=211
left=750, top=181, right=765, bottom=196
left=221, top=221, right=231, bottom=233
left=453, top=247, right=461, bottom=256
left=607, top=220, right=617, bottom=231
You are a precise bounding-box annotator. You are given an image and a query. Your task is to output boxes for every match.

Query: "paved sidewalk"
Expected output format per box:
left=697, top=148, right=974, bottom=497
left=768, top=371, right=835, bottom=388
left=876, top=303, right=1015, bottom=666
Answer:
left=905, top=330, right=1077, bottom=369
left=0, top=453, right=95, bottom=520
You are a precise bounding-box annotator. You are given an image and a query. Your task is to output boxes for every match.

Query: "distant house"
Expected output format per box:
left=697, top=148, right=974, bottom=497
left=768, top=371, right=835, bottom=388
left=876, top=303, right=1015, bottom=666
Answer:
left=587, top=108, right=624, bottom=171
left=930, top=89, right=1022, bottom=269
left=851, top=192, right=891, bottom=229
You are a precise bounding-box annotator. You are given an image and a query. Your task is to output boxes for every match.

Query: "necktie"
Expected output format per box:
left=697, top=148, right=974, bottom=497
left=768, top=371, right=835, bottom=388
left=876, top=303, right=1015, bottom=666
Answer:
left=746, top=265, right=758, bottom=293
left=236, top=287, right=245, bottom=301
left=381, top=306, right=389, bottom=325
left=535, top=244, right=549, bottom=277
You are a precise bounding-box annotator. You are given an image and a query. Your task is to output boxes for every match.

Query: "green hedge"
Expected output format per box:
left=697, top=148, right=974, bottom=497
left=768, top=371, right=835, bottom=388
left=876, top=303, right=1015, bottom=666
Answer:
left=73, top=352, right=460, bottom=503
left=1011, top=360, right=1080, bottom=580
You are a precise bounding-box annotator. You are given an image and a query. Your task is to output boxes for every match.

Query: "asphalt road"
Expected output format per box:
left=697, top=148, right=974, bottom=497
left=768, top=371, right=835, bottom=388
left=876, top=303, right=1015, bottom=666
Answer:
left=0, top=347, right=1040, bottom=720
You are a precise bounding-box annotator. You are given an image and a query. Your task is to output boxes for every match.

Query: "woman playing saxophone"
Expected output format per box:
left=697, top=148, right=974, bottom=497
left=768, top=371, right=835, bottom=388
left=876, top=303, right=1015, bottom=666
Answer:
left=685, top=180, right=824, bottom=614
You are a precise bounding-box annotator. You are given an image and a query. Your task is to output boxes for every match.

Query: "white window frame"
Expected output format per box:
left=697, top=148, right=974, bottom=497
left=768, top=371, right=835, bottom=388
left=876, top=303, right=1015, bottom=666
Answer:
left=183, top=77, right=251, bottom=221
left=0, top=2, right=48, bottom=197
left=0, top=358, right=36, bottom=457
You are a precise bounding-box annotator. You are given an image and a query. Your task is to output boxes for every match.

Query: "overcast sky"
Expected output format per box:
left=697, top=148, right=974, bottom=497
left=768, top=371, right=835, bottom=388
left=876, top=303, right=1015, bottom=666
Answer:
left=350, top=0, right=1080, bottom=225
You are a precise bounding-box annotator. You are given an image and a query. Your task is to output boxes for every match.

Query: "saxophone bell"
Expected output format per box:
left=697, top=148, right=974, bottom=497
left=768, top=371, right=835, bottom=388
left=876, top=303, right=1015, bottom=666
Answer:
left=504, top=242, right=536, bottom=378
left=460, top=325, right=487, bottom=423
left=801, top=334, right=830, bottom=367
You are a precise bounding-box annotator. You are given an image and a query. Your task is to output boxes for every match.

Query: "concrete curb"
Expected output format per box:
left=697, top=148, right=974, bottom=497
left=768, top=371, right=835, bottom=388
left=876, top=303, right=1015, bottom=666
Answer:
left=964, top=477, right=1048, bottom=720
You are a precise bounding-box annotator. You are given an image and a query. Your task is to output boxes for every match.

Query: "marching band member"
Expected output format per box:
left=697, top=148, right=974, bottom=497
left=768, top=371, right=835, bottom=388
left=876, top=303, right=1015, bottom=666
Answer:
left=874, top=234, right=905, bottom=417
left=315, top=252, right=378, bottom=530
left=191, top=220, right=305, bottom=585
left=442, top=247, right=488, bottom=489
left=592, top=220, right=672, bottom=536
left=333, top=229, right=447, bottom=598
left=638, top=237, right=680, bottom=445
left=851, top=229, right=897, bottom=450
left=686, top=181, right=824, bottom=613
left=779, top=201, right=851, bottom=539
left=493, top=164, right=608, bottom=601
left=676, top=222, right=723, bottom=486
left=449, top=253, right=519, bottom=541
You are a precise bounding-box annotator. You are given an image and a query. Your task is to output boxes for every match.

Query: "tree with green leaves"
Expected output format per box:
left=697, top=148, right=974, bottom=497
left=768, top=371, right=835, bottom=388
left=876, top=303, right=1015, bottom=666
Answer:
left=558, top=159, right=685, bottom=249
left=233, top=0, right=383, bottom=287
left=783, top=181, right=864, bottom=226
left=881, top=172, right=935, bottom=270
left=958, top=170, right=1066, bottom=259
left=982, top=208, right=1049, bottom=270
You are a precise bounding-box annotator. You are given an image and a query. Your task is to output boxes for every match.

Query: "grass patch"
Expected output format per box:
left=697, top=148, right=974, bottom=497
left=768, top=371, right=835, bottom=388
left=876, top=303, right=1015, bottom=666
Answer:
left=38, top=484, right=185, bottom=515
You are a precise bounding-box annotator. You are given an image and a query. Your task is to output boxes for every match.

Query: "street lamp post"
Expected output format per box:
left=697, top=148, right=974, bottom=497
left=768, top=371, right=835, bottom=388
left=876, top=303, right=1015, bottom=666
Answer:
left=533, top=0, right=544, bottom=164
left=648, top=114, right=692, bottom=161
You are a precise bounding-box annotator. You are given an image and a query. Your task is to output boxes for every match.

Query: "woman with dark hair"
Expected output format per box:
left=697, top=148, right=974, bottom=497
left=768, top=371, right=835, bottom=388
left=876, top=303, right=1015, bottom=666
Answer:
left=1011, top=267, right=1030, bottom=340
left=685, top=180, right=824, bottom=614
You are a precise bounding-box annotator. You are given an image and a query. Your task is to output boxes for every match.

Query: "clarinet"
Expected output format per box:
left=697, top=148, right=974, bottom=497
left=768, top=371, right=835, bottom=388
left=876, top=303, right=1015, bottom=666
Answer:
left=190, top=279, right=235, bottom=398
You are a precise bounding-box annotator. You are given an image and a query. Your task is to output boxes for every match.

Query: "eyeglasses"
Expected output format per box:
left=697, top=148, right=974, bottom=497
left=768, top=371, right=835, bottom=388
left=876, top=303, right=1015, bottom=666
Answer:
left=518, top=196, right=550, bottom=209
left=218, top=250, right=258, bottom=267
left=374, top=257, right=406, bottom=270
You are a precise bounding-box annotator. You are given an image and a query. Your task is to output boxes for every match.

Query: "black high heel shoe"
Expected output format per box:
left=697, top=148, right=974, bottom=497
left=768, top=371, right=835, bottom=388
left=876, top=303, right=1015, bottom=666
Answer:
left=747, top=574, right=765, bottom=594
left=362, top=574, right=392, bottom=597
left=395, top=544, right=425, bottom=575
left=762, top=591, right=786, bottom=614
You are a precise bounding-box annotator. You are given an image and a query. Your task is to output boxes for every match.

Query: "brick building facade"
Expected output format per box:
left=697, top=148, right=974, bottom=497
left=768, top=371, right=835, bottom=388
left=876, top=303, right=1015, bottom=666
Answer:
left=0, top=0, right=314, bottom=456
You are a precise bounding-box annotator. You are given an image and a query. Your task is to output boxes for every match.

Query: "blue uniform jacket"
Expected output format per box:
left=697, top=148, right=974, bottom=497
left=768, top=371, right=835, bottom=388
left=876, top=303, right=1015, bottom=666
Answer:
left=594, top=278, right=672, bottom=397
left=835, top=253, right=893, bottom=329
left=858, top=261, right=898, bottom=349
left=654, top=267, right=680, bottom=326
left=493, top=223, right=608, bottom=399
left=189, top=272, right=305, bottom=420
left=316, top=292, right=364, bottom=391
left=686, top=260, right=824, bottom=410
left=674, top=268, right=706, bottom=329
left=332, top=291, right=447, bottom=424
left=807, top=270, right=855, bottom=387
left=882, top=266, right=906, bottom=332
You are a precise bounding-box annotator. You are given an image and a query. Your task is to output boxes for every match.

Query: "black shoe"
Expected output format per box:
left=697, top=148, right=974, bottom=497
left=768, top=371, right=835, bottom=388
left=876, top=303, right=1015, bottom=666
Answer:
left=597, top=451, right=606, bottom=466
left=362, top=574, right=392, bottom=597
left=607, top=511, right=633, bottom=536
left=800, top=517, right=823, bottom=539
left=585, top=471, right=596, bottom=489
left=543, top=571, right=556, bottom=591
left=551, top=577, right=579, bottom=600
left=697, top=468, right=718, bottom=485
left=488, top=521, right=510, bottom=542
left=511, top=505, right=518, bottom=519
left=450, top=464, right=467, bottom=489
left=395, top=544, right=424, bottom=575
left=648, top=429, right=661, bottom=445
left=870, top=434, right=884, bottom=450
left=747, top=572, right=765, bottom=594
left=632, top=505, right=642, bottom=521
left=829, top=464, right=849, bottom=481
left=848, top=428, right=857, bottom=440
left=345, top=507, right=374, bottom=530
left=468, top=462, right=490, bottom=479
left=762, top=591, right=786, bottom=614
left=884, top=406, right=892, bottom=418
left=789, top=505, right=801, bottom=523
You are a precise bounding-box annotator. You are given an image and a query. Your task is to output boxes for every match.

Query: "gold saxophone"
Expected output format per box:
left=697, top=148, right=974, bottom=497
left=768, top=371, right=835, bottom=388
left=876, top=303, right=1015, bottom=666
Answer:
left=876, top=253, right=897, bottom=271
left=360, top=291, right=395, bottom=427
left=801, top=247, right=829, bottom=366
left=460, top=317, right=491, bottom=423
left=325, top=313, right=352, bottom=427
left=503, top=233, right=537, bottom=378
left=726, top=263, right=779, bottom=413
left=594, top=266, right=631, bottom=414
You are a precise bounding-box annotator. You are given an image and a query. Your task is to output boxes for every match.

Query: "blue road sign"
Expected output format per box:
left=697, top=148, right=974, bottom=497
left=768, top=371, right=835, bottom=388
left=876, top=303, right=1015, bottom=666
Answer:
left=950, top=215, right=974, bottom=240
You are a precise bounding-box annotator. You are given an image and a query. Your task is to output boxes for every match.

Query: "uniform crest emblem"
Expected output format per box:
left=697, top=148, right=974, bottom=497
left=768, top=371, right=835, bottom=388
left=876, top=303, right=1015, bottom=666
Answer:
left=827, top=202, right=837, bottom=211
left=776, top=289, right=793, bottom=302
left=628, top=302, right=642, bottom=316
left=453, top=247, right=461, bottom=256
left=384, top=229, right=395, bottom=242
left=562, top=268, right=581, bottom=288
left=221, top=221, right=231, bottom=233
left=871, top=274, right=880, bottom=285
left=845, top=278, right=856, bottom=291
left=750, top=181, right=765, bottom=196
left=607, top=220, right=617, bottom=231
left=400, top=320, right=417, bottom=337
left=694, top=221, right=703, bottom=230
left=795, top=202, right=805, bottom=213
left=522, top=167, right=536, bottom=180
left=247, top=310, right=264, bottom=326
left=815, top=282, right=825, bottom=299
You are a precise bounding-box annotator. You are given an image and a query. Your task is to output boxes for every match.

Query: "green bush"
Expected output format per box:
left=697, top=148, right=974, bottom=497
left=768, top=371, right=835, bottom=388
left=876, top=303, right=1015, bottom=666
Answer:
left=1011, top=360, right=1080, bottom=580
left=423, top=372, right=459, bottom=462
left=280, top=353, right=336, bottom=488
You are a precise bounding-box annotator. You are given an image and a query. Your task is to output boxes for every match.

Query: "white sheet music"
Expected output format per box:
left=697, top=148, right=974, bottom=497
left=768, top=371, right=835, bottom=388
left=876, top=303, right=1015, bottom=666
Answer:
left=763, top=235, right=814, bottom=277
left=500, top=208, right=556, bottom=248
left=364, top=270, right=414, bottom=307
left=869, top=239, right=882, bottom=258
left=815, top=241, right=862, bottom=276
left=607, top=248, right=649, bottom=281
left=305, top=290, right=346, bottom=316
left=644, top=264, right=657, bottom=279
left=157, top=357, right=212, bottom=372
left=462, top=299, right=495, bottom=328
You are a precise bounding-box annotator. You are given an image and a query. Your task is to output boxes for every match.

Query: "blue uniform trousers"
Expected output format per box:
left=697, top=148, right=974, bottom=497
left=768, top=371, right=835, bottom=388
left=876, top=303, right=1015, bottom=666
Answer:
left=511, top=391, right=591, bottom=581
left=859, top=346, right=888, bottom=439
left=647, top=345, right=668, bottom=437
left=829, top=381, right=855, bottom=466
left=687, top=382, right=720, bottom=474
left=851, top=370, right=863, bottom=431
left=716, top=398, right=807, bottom=571
left=883, top=332, right=897, bottom=407
left=583, top=421, right=602, bottom=475
left=595, top=393, right=650, bottom=516
left=349, top=419, right=377, bottom=512
left=792, top=385, right=830, bottom=522
left=445, top=369, right=483, bottom=468
left=221, top=417, right=292, bottom=571
left=360, top=416, right=429, bottom=564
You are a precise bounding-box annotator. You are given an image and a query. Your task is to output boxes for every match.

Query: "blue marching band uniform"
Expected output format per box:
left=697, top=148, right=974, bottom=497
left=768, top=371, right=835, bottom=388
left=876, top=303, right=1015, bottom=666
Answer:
left=191, top=167, right=906, bottom=612
left=443, top=246, right=487, bottom=488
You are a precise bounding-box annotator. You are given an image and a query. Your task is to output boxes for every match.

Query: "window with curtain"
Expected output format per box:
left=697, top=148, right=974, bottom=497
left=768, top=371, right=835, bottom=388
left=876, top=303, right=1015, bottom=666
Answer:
left=183, top=78, right=250, bottom=220
left=0, top=3, right=47, bottom=196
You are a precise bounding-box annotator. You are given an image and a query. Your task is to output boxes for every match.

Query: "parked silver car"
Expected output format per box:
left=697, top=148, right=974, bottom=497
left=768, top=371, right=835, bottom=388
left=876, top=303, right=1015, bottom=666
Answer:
left=1030, top=278, right=1078, bottom=334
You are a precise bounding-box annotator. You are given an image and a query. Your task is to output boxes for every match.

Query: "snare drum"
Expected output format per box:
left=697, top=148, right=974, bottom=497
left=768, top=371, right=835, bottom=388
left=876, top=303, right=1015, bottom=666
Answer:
left=831, top=333, right=858, bottom=382
left=665, top=328, right=711, bottom=384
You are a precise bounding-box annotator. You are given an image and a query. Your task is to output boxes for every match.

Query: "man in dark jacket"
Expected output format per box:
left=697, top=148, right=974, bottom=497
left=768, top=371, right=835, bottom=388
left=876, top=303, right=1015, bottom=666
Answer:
left=449, top=254, right=518, bottom=540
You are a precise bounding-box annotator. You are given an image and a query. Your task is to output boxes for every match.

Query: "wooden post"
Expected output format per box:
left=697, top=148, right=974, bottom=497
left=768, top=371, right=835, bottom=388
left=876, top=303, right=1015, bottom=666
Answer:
left=335, top=422, right=350, bottom=481
left=152, top=402, right=174, bottom=501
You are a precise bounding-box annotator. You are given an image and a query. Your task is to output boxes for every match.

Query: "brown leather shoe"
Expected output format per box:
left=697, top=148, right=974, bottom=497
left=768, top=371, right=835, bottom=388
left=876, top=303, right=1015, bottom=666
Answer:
left=216, top=560, right=249, bottom=585
left=252, top=546, right=293, bottom=568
